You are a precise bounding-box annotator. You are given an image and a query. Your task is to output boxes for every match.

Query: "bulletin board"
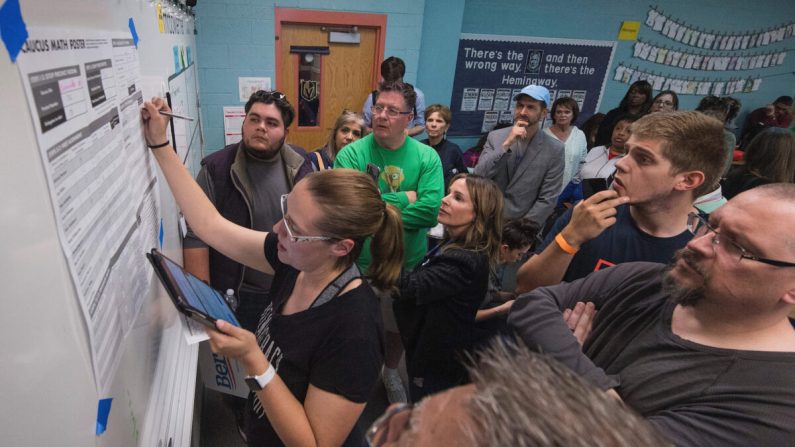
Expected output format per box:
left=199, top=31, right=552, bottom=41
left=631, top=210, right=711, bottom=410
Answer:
left=448, top=33, right=616, bottom=136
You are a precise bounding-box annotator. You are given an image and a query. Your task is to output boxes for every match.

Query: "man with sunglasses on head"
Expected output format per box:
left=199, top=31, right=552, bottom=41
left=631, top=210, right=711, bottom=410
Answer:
left=183, top=90, right=312, bottom=440
left=516, top=111, right=727, bottom=293
left=509, top=183, right=795, bottom=446
left=336, top=81, right=443, bottom=403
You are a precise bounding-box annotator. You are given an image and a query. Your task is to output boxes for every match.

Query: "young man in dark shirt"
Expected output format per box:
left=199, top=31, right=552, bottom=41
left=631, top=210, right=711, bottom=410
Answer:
left=509, top=184, right=795, bottom=446
left=516, top=111, right=727, bottom=291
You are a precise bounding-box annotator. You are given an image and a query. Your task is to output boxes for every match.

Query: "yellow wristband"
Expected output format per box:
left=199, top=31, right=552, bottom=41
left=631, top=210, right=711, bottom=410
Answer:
left=555, top=233, right=579, bottom=255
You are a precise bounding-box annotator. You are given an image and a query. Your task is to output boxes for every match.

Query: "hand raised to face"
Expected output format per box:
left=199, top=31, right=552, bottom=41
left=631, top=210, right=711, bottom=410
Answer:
left=502, top=120, right=530, bottom=150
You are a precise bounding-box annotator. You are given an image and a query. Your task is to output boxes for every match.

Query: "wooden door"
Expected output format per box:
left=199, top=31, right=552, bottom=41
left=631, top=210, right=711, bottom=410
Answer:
left=276, top=10, right=385, bottom=151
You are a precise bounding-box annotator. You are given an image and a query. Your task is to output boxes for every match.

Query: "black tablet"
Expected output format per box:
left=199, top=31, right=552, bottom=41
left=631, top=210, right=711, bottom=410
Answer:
left=147, top=248, right=240, bottom=328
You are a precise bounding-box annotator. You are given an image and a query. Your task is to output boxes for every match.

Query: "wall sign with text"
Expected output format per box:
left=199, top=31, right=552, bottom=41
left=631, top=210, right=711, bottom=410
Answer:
left=449, top=34, right=615, bottom=136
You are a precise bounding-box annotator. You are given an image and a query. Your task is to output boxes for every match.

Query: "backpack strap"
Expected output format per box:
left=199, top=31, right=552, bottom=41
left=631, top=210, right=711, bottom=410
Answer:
left=314, top=151, right=326, bottom=171
left=309, top=263, right=361, bottom=309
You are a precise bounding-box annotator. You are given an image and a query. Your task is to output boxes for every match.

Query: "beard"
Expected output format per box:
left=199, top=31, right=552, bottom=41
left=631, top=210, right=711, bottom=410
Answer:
left=242, top=135, right=285, bottom=161
left=663, top=248, right=709, bottom=307
left=514, top=113, right=538, bottom=128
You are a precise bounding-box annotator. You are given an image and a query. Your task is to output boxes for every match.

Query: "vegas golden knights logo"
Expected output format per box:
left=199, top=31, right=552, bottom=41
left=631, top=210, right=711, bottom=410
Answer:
left=300, top=79, right=319, bottom=102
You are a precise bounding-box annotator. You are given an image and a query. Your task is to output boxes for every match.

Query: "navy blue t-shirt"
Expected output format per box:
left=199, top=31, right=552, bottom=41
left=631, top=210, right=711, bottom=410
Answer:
left=540, top=205, right=692, bottom=282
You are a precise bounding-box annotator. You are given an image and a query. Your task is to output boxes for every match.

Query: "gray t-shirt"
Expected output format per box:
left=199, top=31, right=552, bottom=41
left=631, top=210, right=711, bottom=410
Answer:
left=184, top=150, right=289, bottom=292
left=509, top=262, right=795, bottom=447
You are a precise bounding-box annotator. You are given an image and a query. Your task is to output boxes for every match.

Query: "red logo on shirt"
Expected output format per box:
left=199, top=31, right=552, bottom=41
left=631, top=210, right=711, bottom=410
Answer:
left=593, top=259, right=616, bottom=272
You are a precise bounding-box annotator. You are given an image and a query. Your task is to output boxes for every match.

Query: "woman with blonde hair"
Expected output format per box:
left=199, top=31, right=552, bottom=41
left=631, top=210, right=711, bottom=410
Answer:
left=142, top=97, right=402, bottom=446
left=311, top=110, right=365, bottom=170
left=393, top=173, right=503, bottom=401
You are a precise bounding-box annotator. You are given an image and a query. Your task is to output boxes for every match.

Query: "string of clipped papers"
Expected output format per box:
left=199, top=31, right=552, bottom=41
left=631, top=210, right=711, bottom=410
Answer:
left=613, top=6, right=794, bottom=94
left=645, top=7, right=793, bottom=50
left=614, top=63, right=762, bottom=96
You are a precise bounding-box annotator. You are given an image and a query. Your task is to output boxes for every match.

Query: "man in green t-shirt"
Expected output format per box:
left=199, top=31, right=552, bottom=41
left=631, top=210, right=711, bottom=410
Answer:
left=335, top=81, right=443, bottom=402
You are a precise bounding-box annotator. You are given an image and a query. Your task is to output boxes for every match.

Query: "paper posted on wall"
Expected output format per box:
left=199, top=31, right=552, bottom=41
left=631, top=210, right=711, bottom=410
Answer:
left=16, top=27, right=160, bottom=394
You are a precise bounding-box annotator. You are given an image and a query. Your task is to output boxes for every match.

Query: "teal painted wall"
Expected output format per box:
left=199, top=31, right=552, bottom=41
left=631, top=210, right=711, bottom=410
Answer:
left=445, top=0, right=795, bottom=148
left=194, top=0, right=426, bottom=152
left=195, top=0, right=795, bottom=153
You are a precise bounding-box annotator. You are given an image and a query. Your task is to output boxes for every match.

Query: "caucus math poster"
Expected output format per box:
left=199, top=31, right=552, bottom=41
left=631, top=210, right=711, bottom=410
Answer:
left=449, top=34, right=616, bottom=136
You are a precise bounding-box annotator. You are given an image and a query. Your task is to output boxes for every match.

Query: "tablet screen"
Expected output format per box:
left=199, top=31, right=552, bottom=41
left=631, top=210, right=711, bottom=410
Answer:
left=156, top=251, right=240, bottom=327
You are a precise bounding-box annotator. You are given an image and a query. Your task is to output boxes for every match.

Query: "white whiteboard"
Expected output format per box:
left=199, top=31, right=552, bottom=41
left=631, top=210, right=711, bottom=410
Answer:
left=0, top=1, right=202, bottom=446
left=169, top=62, right=204, bottom=175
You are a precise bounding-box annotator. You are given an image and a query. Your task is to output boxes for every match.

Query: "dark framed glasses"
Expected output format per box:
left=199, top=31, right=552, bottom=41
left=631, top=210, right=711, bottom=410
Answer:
left=371, top=104, right=411, bottom=118
left=686, top=212, right=795, bottom=268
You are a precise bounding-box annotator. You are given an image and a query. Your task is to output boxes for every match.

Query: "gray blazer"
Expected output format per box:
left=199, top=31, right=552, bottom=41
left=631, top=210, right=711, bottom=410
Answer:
left=474, top=125, right=564, bottom=227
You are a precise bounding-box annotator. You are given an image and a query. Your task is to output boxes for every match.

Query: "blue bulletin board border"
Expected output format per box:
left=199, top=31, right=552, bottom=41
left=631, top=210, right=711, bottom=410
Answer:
left=449, top=34, right=616, bottom=137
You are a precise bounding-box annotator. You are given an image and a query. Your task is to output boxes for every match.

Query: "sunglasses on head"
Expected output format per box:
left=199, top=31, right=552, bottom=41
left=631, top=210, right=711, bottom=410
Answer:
left=254, top=90, right=287, bottom=101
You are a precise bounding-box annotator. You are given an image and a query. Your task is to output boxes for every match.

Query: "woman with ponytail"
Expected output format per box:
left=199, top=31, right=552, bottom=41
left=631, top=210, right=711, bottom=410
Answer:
left=142, top=97, right=402, bottom=447
left=393, top=173, right=504, bottom=401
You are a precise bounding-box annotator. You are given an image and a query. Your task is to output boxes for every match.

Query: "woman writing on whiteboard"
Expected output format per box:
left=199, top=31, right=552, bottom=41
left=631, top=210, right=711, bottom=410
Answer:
left=141, top=96, right=403, bottom=447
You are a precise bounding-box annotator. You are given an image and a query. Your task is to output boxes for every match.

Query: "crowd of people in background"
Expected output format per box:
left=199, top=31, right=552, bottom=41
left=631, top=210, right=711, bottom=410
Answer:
left=141, top=53, right=795, bottom=446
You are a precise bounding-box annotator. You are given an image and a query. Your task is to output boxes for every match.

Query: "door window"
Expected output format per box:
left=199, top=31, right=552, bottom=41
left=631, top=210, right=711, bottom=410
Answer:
left=298, top=53, right=321, bottom=127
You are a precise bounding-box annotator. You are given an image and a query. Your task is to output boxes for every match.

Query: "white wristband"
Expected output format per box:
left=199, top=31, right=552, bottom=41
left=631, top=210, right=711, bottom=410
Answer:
left=245, top=364, right=276, bottom=391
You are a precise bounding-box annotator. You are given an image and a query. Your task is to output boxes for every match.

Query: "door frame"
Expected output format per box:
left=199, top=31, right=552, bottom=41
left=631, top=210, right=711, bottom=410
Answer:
left=274, top=8, right=387, bottom=132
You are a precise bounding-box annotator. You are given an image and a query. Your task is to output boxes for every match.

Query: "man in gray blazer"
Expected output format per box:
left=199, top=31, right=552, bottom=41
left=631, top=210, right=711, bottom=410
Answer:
left=474, top=85, right=564, bottom=227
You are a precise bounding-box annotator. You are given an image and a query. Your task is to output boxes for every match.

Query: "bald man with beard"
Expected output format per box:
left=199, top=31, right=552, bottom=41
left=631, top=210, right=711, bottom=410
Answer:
left=509, top=184, right=795, bottom=446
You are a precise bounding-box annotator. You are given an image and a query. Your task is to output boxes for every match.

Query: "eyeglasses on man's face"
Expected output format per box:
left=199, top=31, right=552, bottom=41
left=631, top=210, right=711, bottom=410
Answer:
left=280, top=194, right=334, bottom=243
left=686, top=212, right=795, bottom=268
left=371, top=104, right=411, bottom=119
left=365, top=403, right=413, bottom=446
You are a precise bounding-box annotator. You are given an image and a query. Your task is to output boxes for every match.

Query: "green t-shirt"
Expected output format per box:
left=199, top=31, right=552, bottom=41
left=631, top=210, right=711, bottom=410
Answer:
left=335, top=134, right=444, bottom=271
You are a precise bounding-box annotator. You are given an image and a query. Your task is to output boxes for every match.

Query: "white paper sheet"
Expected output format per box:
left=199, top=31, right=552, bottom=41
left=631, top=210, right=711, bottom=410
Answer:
left=16, top=28, right=159, bottom=393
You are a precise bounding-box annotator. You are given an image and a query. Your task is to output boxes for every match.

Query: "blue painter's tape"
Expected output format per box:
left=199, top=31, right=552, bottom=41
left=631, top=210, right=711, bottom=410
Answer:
left=96, top=398, right=113, bottom=435
left=0, top=0, right=29, bottom=62
left=172, top=45, right=180, bottom=73
left=128, top=18, right=139, bottom=48
left=159, top=218, right=164, bottom=248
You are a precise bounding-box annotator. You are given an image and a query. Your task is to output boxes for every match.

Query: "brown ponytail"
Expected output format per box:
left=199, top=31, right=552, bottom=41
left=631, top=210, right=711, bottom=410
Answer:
left=368, top=203, right=404, bottom=290
left=302, top=169, right=404, bottom=288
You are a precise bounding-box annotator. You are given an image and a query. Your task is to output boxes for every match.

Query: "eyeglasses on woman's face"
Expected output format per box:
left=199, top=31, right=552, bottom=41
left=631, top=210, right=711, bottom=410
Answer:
left=280, top=194, right=334, bottom=243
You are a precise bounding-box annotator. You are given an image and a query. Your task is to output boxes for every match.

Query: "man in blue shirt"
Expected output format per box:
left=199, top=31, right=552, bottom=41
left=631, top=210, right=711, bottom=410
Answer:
left=361, top=56, right=426, bottom=137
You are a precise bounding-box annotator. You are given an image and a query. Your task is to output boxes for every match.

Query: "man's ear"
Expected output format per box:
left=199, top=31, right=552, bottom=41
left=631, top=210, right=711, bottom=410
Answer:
left=330, top=239, right=355, bottom=258
left=781, top=285, right=795, bottom=306
left=674, top=170, right=705, bottom=192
